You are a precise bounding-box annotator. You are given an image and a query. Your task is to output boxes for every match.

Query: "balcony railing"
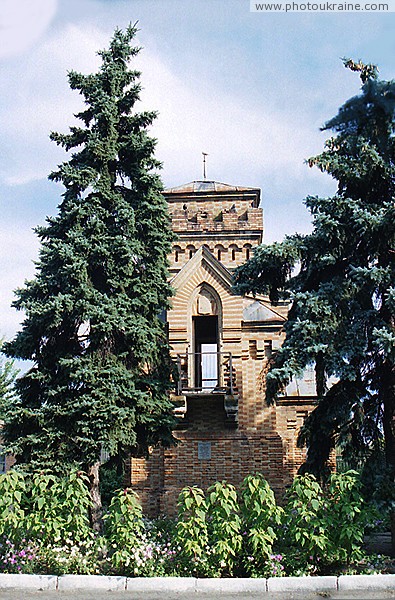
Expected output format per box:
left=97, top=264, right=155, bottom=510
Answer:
left=175, top=351, right=236, bottom=395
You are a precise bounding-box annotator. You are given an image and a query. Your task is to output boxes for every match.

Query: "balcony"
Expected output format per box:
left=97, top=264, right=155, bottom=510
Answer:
left=172, top=351, right=238, bottom=426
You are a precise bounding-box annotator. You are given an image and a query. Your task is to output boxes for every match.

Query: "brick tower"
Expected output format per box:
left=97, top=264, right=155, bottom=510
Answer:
left=130, top=180, right=316, bottom=515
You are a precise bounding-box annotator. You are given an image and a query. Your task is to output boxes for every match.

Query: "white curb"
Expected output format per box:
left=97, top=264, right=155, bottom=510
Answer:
left=338, top=574, right=395, bottom=590
left=0, top=574, right=57, bottom=589
left=126, top=576, right=196, bottom=592
left=196, top=577, right=267, bottom=593
left=57, top=574, right=126, bottom=590
left=267, top=575, right=338, bottom=592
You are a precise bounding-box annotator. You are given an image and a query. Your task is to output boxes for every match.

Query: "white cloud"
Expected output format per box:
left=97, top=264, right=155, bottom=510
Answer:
left=0, top=20, right=335, bottom=202
left=0, top=0, right=58, bottom=59
left=0, top=24, right=108, bottom=185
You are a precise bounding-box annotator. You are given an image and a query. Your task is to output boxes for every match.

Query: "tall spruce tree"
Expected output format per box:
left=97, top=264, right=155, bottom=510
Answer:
left=3, top=25, right=176, bottom=529
left=234, top=60, right=395, bottom=522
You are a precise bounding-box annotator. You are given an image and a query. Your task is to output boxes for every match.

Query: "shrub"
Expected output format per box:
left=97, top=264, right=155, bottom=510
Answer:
left=326, top=470, right=374, bottom=567
left=175, top=486, right=209, bottom=576
left=103, top=487, right=145, bottom=574
left=240, top=474, right=284, bottom=577
left=206, top=481, right=242, bottom=576
left=281, top=474, right=329, bottom=575
left=0, top=471, right=28, bottom=543
left=26, top=471, right=92, bottom=545
left=0, top=470, right=380, bottom=577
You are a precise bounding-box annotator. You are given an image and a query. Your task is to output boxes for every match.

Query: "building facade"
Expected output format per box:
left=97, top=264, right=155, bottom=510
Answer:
left=130, top=181, right=316, bottom=515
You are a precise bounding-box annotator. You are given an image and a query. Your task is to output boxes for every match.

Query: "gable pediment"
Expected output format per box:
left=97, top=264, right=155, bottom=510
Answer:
left=171, top=246, right=233, bottom=293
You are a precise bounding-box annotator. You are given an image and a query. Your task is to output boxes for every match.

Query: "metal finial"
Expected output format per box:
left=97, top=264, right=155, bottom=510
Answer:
left=202, top=152, right=208, bottom=180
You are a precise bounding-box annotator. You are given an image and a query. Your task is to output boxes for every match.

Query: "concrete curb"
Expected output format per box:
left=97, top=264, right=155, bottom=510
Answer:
left=0, top=573, right=394, bottom=592
left=126, top=577, right=196, bottom=592
left=195, top=578, right=267, bottom=593
left=338, top=574, right=395, bottom=590
left=0, top=574, right=57, bottom=589
left=57, top=574, right=126, bottom=591
left=267, top=575, right=337, bottom=592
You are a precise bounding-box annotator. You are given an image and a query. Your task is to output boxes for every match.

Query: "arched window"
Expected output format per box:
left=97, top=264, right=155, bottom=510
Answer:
left=173, top=245, right=182, bottom=263
left=244, top=244, right=252, bottom=261
left=186, top=245, right=196, bottom=259
left=215, top=245, right=225, bottom=262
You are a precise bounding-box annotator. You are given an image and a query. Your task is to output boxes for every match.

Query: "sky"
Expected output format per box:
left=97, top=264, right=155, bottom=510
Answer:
left=1, top=0, right=395, bottom=345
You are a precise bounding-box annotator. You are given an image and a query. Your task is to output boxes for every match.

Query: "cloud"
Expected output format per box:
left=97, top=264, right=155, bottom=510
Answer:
left=0, top=24, right=108, bottom=185
left=0, top=0, right=58, bottom=59
left=0, top=20, right=335, bottom=203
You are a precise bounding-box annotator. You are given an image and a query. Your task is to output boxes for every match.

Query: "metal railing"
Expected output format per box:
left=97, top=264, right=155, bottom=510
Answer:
left=175, top=351, right=236, bottom=395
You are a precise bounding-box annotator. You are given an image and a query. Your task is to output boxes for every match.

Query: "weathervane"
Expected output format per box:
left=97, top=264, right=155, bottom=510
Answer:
left=202, top=152, right=208, bottom=180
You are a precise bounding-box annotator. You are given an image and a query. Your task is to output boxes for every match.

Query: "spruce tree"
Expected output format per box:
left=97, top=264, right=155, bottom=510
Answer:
left=3, top=25, right=176, bottom=529
left=0, top=341, right=18, bottom=419
left=234, top=60, right=395, bottom=524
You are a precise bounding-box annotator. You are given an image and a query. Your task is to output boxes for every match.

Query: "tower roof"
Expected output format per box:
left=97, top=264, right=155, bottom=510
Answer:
left=164, top=180, right=259, bottom=194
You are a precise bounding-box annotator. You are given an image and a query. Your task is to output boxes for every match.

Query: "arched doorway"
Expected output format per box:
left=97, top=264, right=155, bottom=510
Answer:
left=189, top=284, right=222, bottom=390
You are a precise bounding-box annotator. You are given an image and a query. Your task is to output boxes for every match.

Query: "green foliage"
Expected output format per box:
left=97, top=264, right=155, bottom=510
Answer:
left=233, top=60, right=395, bottom=480
left=206, top=481, right=242, bottom=576
left=240, top=474, right=283, bottom=577
left=282, top=474, right=329, bottom=574
left=0, top=341, right=19, bottom=418
left=103, top=487, right=144, bottom=573
left=99, top=463, right=125, bottom=508
left=0, top=470, right=28, bottom=542
left=0, top=470, right=92, bottom=546
left=26, top=471, right=92, bottom=545
left=282, top=471, right=373, bottom=574
left=326, top=471, right=374, bottom=565
left=175, top=486, right=209, bottom=574
left=0, top=471, right=384, bottom=577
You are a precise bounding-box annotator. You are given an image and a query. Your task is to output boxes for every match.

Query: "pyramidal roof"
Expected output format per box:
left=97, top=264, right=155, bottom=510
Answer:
left=164, top=180, right=259, bottom=194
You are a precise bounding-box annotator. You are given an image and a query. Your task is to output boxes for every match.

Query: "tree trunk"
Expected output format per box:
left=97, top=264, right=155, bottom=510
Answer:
left=382, top=360, right=395, bottom=556
left=88, top=461, right=103, bottom=533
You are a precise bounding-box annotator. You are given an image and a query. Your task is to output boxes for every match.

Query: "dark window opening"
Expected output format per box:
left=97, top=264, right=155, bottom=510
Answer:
left=193, top=315, right=218, bottom=389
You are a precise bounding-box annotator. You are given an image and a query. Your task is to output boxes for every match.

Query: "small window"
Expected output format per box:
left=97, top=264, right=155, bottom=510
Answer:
left=217, top=249, right=221, bottom=260
left=231, top=248, right=236, bottom=261
left=264, top=340, right=273, bottom=359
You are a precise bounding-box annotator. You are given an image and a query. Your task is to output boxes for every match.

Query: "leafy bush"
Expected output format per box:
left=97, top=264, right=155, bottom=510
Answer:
left=326, top=470, right=374, bottom=567
left=0, top=471, right=28, bottom=543
left=281, top=471, right=375, bottom=575
left=240, top=474, right=283, bottom=577
left=0, top=469, right=383, bottom=577
left=282, top=474, right=329, bottom=574
left=175, top=486, right=210, bottom=576
left=104, top=487, right=144, bottom=574
left=206, top=481, right=242, bottom=576
left=26, top=471, right=92, bottom=545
